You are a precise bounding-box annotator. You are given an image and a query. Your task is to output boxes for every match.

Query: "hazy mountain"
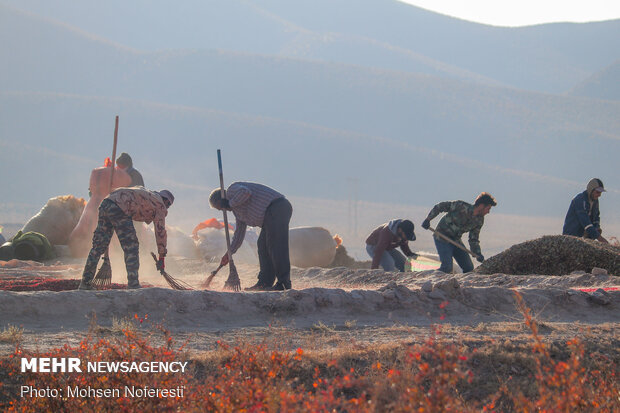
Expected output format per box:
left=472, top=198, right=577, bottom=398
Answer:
left=251, top=0, right=620, bottom=93
left=2, top=0, right=619, bottom=93
left=2, top=84, right=618, bottom=218
left=1, top=1, right=619, bottom=241
left=569, top=60, right=620, bottom=100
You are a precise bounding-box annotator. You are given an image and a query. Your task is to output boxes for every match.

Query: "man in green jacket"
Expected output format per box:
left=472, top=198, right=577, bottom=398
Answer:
left=422, top=192, right=496, bottom=273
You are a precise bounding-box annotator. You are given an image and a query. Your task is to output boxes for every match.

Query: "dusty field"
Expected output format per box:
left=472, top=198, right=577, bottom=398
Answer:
left=0, top=256, right=618, bottom=411
left=0, top=256, right=618, bottom=355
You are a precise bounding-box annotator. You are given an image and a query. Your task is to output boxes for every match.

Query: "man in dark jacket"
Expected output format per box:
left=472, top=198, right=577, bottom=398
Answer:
left=562, top=178, right=608, bottom=243
left=422, top=192, right=496, bottom=274
left=366, top=219, right=416, bottom=272
left=116, top=152, right=145, bottom=187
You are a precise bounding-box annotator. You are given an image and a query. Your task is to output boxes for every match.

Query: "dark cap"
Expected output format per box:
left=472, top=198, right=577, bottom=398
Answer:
left=158, top=190, right=174, bottom=206
left=399, top=220, right=416, bottom=241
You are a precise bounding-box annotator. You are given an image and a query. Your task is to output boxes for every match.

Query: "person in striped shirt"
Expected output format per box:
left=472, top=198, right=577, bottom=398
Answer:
left=209, top=182, right=293, bottom=291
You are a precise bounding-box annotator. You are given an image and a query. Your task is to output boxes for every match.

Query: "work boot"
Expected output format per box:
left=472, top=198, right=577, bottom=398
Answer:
left=244, top=282, right=271, bottom=291
left=127, top=276, right=141, bottom=289
left=78, top=280, right=93, bottom=290
left=270, top=280, right=292, bottom=291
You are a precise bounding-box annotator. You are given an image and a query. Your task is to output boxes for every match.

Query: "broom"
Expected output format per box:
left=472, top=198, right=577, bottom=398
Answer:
left=202, top=262, right=223, bottom=289
left=93, top=115, right=119, bottom=289
left=205, top=149, right=241, bottom=291
left=150, top=252, right=193, bottom=290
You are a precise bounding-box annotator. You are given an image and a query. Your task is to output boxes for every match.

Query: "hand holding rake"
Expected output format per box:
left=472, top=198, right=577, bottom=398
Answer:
left=151, top=252, right=193, bottom=290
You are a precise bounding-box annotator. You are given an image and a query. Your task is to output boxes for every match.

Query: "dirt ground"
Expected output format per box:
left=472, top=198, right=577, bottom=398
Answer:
left=1, top=255, right=618, bottom=410
left=1, top=256, right=618, bottom=357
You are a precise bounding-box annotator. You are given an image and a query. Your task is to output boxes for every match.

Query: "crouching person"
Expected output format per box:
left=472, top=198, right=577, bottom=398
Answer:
left=366, top=219, right=417, bottom=272
left=562, top=178, right=608, bottom=243
left=79, top=187, right=174, bottom=289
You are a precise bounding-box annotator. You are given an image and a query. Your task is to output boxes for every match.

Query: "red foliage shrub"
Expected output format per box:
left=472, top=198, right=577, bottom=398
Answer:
left=0, top=278, right=128, bottom=291
left=0, top=293, right=617, bottom=412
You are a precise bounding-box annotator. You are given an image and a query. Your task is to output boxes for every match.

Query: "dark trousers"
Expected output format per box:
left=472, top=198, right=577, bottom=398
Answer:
left=256, top=198, right=293, bottom=287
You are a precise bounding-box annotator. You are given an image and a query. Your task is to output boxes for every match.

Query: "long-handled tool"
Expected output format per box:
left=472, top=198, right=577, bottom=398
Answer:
left=206, top=149, right=241, bottom=291
left=150, top=252, right=193, bottom=290
left=427, top=226, right=483, bottom=261
left=93, top=116, right=119, bottom=289
left=202, top=263, right=224, bottom=289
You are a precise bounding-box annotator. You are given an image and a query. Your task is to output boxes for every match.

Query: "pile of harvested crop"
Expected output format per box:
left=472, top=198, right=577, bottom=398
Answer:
left=476, top=235, right=620, bottom=276
left=327, top=245, right=371, bottom=269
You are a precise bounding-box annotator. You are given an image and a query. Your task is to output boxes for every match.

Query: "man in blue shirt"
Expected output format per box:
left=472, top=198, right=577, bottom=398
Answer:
left=562, top=178, right=609, bottom=244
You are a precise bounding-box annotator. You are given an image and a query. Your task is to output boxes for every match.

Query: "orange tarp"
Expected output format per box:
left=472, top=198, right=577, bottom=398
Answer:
left=192, top=218, right=233, bottom=239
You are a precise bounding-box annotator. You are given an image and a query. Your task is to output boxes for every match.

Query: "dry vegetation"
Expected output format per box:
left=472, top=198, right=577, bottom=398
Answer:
left=0, top=292, right=617, bottom=412
left=0, top=326, right=23, bottom=345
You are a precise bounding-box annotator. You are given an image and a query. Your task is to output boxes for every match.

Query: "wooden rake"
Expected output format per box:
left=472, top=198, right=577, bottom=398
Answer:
left=203, top=149, right=241, bottom=291
left=93, top=116, right=119, bottom=289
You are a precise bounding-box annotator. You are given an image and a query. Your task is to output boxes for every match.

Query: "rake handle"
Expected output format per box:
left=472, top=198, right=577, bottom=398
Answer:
left=150, top=251, right=163, bottom=268
left=104, top=116, right=119, bottom=260
left=428, top=226, right=482, bottom=260
left=217, top=149, right=235, bottom=268
left=109, top=116, right=119, bottom=193
left=150, top=252, right=158, bottom=267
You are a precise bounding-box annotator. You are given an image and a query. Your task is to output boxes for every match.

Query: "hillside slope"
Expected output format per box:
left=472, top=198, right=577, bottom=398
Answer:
left=2, top=0, right=619, bottom=92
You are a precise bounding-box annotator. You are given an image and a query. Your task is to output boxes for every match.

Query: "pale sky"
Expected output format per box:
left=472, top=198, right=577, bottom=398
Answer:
left=400, top=0, right=620, bottom=27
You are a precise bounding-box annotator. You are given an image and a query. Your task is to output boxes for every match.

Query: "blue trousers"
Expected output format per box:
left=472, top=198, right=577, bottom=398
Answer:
left=366, top=244, right=406, bottom=272
left=434, top=237, right=473, bottom=273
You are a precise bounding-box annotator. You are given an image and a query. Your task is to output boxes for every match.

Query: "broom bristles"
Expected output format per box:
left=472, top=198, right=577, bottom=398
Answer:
left=161, top=270, right=193, bottom=290
left=202, top=271, right=217, bottom=289
left=150, top=252, right=193, bottom=290
left=92, top=255, right=112, bottom=289
left=202, top=263, right=224, bottom=289
left=223, top=260, right=241, bottom=292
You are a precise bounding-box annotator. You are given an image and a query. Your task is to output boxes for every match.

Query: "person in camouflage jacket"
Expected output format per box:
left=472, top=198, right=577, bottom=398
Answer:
left=422, top=192, right=496, bottom=273
left=79, top=187, right=174, bottom=289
